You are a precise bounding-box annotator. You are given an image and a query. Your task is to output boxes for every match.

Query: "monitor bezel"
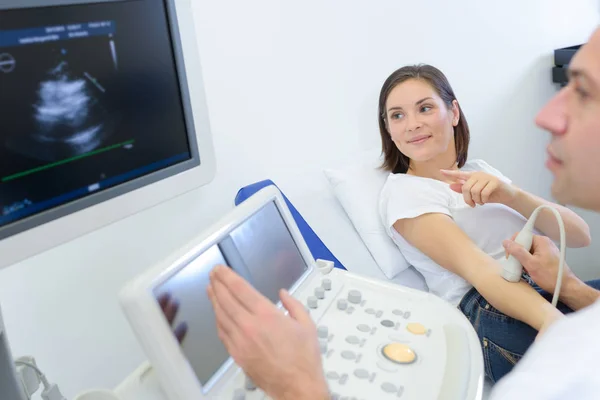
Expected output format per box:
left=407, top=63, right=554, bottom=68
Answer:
left=0, top=0, right=216, bottom=269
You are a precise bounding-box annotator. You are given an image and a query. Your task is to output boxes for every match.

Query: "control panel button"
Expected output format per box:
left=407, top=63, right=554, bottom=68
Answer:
left=406, top=322, right=427, bottom=335
left=322, top=278, right=332, bottom=291
left=392, top=309, right=403, bottom=316
left=365, top=308, right=376, bottom=314
left=357, top=324, right=370, bottom=333
left=307, top=296, right=318, bottom=309
left=348, top=290, right=362, bottom=304
left=341, top=350, right=357, bottom=360
left=380, top=319, right=395, bottom=328
left=381, top=382, right=398, bottom=393
left=317, top=325, right=329, bottom=339
left=315, top=286, right=325, bottom=299
left=337, top=299, right=348, bottom=310
left=345, top=335, right=360, bottom=345
left=339, top=373, right=348, bottom=385
left=319, top=339, right=328, bottom=354
left=354, top=369, right=370, bottom=379
left=382, top=343, right=417, bottom=364
left=326, top=371, right=340, bottom=380
left=244, top=376, right=256, bottom=391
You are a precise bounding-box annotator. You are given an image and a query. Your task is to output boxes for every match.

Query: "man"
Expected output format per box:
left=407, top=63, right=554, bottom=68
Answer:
left=207, top=26, right=600, bottom=400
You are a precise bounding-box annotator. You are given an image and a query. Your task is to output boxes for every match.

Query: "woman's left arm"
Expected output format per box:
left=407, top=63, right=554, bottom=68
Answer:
left=441, top=169, right=591, bottom=248
left=505, top=188, right=591, bottom=248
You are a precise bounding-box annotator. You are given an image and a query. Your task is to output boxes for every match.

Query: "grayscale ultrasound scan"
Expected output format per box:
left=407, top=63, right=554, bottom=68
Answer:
left=5, top=37, right=118, bottom=162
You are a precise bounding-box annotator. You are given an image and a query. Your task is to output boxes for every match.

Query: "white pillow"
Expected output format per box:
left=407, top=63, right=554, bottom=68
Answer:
left=323, top=160, right=412, bottom=280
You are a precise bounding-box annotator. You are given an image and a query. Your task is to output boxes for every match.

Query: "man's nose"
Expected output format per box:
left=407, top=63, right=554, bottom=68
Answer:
left=535, top=87, right=568, bottom=137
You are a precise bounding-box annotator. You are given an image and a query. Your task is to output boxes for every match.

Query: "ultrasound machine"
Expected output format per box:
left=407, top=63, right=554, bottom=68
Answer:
left=0, top=1, right=484, bottom=399
left=120, top=186, right=484, bottom=400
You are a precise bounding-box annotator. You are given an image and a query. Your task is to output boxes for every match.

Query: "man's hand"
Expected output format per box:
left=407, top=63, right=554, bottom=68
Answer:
left=207, top=265, right=329, bottom=400
left=503, top=234, right=575, bottom=295
left=503, top=234, right=600, bottom=311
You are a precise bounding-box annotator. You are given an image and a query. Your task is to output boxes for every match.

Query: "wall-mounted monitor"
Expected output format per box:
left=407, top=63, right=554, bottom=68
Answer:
left=0, top=0, right=216, bottom=270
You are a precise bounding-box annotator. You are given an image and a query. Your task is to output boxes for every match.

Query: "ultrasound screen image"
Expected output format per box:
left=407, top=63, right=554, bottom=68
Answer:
left=5, top=27, right=119, bottom=162
left=0, top=0, right=194, bottom=235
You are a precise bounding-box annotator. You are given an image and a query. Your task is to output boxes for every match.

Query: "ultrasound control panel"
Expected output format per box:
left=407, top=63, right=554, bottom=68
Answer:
left=220, top=261, right=484, bottom=400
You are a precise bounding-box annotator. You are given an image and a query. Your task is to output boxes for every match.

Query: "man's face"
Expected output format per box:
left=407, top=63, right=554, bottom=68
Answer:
left=536, top=27, right=600, bottom=211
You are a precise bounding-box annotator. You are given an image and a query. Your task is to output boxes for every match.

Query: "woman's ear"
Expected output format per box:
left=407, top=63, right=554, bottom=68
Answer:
left=452, top=100, right=460, bottom=127
left=382, top=116, right=390, bottom=134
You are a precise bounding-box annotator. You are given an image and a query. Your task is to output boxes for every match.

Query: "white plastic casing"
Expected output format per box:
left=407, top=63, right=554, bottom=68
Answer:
left=119, top=186, right=484, bottom=400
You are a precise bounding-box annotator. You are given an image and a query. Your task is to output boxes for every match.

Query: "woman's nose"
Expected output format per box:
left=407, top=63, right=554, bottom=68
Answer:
left=405, top=114, right=422, bottom=132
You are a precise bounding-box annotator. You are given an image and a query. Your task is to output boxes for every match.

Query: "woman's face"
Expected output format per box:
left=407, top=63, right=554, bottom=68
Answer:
left=385, top=79, right=459, bottom=164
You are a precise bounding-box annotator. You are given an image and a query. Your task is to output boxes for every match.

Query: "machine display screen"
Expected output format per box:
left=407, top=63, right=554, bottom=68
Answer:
left=153, top=201, right=309, bottom=388
left=0, top=0, right=193, bottom=238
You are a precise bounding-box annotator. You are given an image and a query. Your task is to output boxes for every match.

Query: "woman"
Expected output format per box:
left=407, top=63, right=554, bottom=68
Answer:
left=377, top=64, right=596, bottom=383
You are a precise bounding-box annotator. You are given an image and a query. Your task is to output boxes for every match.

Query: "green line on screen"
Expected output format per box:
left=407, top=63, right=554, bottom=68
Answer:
left=2, top=139, right=135, bottom=183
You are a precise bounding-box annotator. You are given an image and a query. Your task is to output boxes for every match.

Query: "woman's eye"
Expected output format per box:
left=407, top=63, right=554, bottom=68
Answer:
left=391, top=113, right=404, bottom=120
left=420, top=106, right=432, bottom=112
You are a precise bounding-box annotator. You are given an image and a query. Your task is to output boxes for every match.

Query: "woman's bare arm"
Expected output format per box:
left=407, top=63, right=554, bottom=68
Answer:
left=394, top=213, right=562, bottom=331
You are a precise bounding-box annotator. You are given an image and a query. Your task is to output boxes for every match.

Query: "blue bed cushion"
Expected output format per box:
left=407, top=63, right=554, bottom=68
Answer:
left=234, top=179, right=346, bottom=270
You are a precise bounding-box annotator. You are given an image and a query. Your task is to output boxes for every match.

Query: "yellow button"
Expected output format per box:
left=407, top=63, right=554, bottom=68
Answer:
left=406, top=323, right=427, bottom=335
left=382, top=343, right=417, bottom=364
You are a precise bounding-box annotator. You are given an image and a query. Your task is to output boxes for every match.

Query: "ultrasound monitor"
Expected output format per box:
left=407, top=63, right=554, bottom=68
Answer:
left=0, top=0, right=215, bottom=270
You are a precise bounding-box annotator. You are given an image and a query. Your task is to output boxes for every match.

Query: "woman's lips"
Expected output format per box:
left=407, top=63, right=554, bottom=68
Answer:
left=408, top=135, right=432, bottom=144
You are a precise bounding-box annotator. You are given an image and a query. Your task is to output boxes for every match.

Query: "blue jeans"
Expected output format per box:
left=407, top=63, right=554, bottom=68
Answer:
left=458, top=278, right=600, bottom=384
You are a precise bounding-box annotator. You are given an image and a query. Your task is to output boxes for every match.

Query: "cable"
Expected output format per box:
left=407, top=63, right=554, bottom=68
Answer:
left=18, top=372, right=32, bottom=400
left=15, top=360, right=51, bottom=387
left=530, top=205, right=566, bottom=307
left=14, top=360, right=66, bottom=400
left=503, top=204, right=566, bottom=307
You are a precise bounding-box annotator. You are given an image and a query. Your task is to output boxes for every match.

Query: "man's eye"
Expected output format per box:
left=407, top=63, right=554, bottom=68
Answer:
left=575, top=86, right=590, bottom=100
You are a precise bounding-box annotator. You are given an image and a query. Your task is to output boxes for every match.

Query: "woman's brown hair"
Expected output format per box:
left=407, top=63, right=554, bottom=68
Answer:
left=379, top=64, right=470, bottom=174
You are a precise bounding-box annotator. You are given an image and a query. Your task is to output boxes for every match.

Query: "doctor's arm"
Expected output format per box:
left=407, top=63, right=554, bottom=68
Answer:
left=394, top=213, right=563, bottom=332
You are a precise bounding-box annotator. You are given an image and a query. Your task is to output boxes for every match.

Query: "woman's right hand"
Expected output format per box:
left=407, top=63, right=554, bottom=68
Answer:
left=440, top=169, right=518, bottom=207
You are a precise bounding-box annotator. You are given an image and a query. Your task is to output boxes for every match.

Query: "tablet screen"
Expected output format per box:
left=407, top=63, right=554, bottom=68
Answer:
left=153, top=200, right=308, bottom=388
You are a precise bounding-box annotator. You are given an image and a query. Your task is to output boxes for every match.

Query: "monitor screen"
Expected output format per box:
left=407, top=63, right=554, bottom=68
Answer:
left=0, top=0, right=197, bottom=239
left=153, top=201, right=309, bottom=390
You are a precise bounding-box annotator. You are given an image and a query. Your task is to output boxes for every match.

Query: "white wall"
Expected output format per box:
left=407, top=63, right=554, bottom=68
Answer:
left=1, top=0, right=599, bottom=397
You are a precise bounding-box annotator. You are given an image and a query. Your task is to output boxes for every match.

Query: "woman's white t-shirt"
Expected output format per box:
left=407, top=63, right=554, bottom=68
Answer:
left=379, top=159, right=529, bottom=306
